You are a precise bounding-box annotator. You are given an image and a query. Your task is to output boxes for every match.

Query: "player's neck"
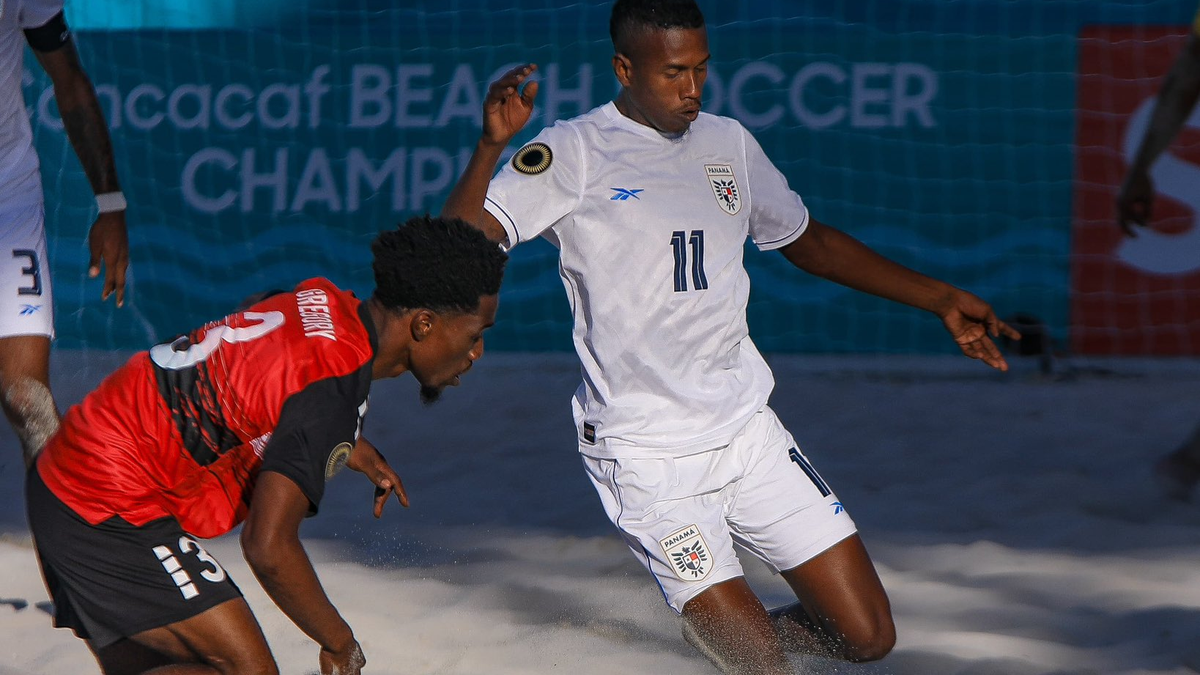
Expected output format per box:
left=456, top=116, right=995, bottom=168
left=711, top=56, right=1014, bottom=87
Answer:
left=613, top=91, right=652, bottom=129
left=366, top=298, right=409, bottom=380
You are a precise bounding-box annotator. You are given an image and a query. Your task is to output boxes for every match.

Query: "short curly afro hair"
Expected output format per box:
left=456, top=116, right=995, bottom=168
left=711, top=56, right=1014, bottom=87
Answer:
left=371, top=215, right=507, bottom=314
left=610, top=0, right=705, bottom=54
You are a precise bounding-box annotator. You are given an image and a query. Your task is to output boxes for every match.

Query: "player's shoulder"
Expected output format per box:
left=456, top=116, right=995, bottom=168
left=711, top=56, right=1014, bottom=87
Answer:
left=281, top=277, right=373, bottom=364
left=693, top=111, right=751, bottom=137
left=508, top=107, right=603, bottom=175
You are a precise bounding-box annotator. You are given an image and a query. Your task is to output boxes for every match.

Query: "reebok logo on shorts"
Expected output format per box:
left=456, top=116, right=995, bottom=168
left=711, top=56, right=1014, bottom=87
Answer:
left=659, top=524, right=711, bottom=581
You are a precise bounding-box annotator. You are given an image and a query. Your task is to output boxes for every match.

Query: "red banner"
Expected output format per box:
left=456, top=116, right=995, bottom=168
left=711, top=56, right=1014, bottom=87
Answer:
left=1073, top=27, right=1200, bottom=354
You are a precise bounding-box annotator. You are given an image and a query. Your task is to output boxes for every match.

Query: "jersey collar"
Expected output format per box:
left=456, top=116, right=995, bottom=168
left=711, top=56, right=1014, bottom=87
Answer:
left=601, top=101, right=690, bottom=143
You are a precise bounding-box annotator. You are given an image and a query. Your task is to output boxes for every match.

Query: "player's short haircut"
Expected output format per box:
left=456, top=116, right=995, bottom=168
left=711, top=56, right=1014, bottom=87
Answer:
left=371, top=215, right=507, bottom=315
left=610, top=0, right=705, bottom=54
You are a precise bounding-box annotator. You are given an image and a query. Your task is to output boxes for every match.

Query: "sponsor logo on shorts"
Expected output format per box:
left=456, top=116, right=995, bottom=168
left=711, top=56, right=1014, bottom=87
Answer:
left=659, top=524, right=712, bottom=581
left=19, top=304, right=41, bottom=315
left=325, top=441, right=352, bottom=480
left=832, top=501, right=845, bottom=515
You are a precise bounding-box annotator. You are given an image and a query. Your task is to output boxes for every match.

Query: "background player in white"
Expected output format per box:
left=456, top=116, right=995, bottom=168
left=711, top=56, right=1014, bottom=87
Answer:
left=1, top=0, right=128, bottom=466
left=445, top=1, right=1019, bottom=672
left=1115, top=3, right=1200, bottom=501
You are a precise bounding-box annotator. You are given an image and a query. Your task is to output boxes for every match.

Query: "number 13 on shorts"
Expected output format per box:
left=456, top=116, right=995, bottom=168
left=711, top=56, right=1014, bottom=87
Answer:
left=153, top=537, right=228, bottom=600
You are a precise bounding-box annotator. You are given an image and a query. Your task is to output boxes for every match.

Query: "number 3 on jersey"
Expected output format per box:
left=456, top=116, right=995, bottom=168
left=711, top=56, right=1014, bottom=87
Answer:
left=670, top=230, right=709, bottom=292
left=150, top=311, right=284, bottom=370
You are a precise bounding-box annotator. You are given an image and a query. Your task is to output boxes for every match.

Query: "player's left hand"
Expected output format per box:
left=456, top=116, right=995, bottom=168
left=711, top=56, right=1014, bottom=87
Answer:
left=938, top=290, right=1021, bottom=371
left=87, top=211, right=129, bottom=306
left=346, top=436, right=409, bottom=517
left=481, top=63, right=539, bottom=148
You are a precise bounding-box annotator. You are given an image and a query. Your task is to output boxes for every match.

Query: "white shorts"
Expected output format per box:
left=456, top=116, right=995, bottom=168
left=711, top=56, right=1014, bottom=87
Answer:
left=0, top=202, right=54, bottom=339
left=582, top=405, right=857, bottom=613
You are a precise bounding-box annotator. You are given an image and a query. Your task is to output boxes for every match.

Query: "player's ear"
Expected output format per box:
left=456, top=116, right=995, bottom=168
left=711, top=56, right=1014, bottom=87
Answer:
left=613, top=52, right=633, bottom=87
left=410, top=310, right=435, bottom=342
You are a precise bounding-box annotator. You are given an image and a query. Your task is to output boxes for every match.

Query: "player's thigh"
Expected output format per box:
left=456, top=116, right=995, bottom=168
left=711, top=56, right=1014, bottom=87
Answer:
left=581, top=450, right=745, bottom=613
left=0, top=202, right=54, bottom=345
left=0, top=335, right=50, bottom=384
left=130, top=597, right=277, bottom=675
left=779, top=534, right=894, bottom=655
left=680, top=577, right=793, bottom=675
left=26, top=468, right=247, bottom=655
left=89, top=637, right=177, bottom=675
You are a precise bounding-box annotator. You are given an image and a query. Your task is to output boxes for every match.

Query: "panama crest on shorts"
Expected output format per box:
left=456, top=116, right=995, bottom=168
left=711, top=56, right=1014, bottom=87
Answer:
left=705, top=164, right=741, bottom=215
left=659, top=524, right=712, bottom=581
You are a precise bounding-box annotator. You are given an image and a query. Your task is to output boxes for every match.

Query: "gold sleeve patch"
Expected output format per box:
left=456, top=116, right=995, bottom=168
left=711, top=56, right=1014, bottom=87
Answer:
left=512, top=142, right=553, bottom=175
left=325, top=442, right=352, bottom=480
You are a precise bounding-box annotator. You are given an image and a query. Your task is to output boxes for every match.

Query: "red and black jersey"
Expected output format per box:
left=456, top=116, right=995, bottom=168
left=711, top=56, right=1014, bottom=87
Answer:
left=37, top=278, right=376, bottom=539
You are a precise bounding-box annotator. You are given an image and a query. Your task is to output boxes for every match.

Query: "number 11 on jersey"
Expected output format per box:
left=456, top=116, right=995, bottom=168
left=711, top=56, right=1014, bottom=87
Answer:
left=670, top=230, right=709, bottom=293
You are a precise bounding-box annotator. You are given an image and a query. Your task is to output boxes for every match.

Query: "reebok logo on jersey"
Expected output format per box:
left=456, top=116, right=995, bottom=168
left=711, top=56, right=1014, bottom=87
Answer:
left=659, top=524, right=712, bottom=581
left=609, top=188, right=644, bottom=201
left=705, top=164, right=742, bottom=215
left=296, top=288, right=337, bottom=341
left=19, top=304, right=41, bottom=316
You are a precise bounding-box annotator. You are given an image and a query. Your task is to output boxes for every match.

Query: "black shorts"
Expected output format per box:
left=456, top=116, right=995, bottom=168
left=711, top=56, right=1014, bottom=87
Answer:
left=26, top=467, right=242, bottom=647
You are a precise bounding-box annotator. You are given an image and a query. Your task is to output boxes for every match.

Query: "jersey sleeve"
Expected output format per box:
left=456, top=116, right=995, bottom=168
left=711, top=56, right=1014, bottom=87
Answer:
left=18, top=0, right=65, bottom=29
left=483, top=122, right=585, bottom=250
left=259, top=368, right=370, bottom=514
left=743, top=125, right=810, bottom=251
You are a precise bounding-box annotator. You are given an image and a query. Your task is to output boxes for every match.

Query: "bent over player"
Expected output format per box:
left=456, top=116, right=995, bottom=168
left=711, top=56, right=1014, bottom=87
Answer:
left=2, top=0, right=129, bottom=465
left=444, top=1, right=1019, bottom=672
left=27, top=216, right=506, bottom=675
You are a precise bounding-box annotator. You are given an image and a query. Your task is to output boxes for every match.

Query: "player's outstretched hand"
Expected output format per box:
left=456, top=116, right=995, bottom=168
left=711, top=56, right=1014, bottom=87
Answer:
left=482, top=63, right=539, bottom=148
left=938, top=290, right=1021, bottom=371
left=88, top=211, right=129, bottom=307
left=346, top=436, right=409, bottom=517
left=319, top=639, right=366, bottom=675
left=1116, top=168, right=1153, bottom=237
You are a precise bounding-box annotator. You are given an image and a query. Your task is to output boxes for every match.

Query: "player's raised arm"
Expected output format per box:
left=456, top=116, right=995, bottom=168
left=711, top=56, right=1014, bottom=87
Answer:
left=442, top=64, right=539, bottom=244
left=29, top=19, right=129, bottom=306
left=780, top=217, right=1020, bottom=371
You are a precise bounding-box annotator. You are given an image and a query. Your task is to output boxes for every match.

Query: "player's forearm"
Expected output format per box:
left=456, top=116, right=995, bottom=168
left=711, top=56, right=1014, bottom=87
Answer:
left=56, top=77, right=121, bottom=195
left=782, top=219, right=954, bottom=315
left=443, top=140, right=506, bottom=227
left=1129, top=35, right=1200, bottom=174
left=244, top=535, right=355, bottom=653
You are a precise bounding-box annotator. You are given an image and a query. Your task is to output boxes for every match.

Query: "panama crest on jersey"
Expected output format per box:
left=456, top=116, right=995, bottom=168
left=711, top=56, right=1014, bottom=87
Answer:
left=705, top=164, right=741, bottom=216
left=659, top=524, right=712, bottom=581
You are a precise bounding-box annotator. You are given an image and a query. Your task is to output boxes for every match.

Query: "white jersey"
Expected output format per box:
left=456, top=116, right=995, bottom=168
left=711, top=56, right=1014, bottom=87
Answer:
left=485, top=102, right=810, bottom=458
left=0, top=0, right=61, bottom=218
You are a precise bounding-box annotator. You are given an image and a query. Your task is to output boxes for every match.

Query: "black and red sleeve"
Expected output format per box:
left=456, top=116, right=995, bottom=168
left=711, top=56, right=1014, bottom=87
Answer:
left=260, top=364, right=371, bottom=514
